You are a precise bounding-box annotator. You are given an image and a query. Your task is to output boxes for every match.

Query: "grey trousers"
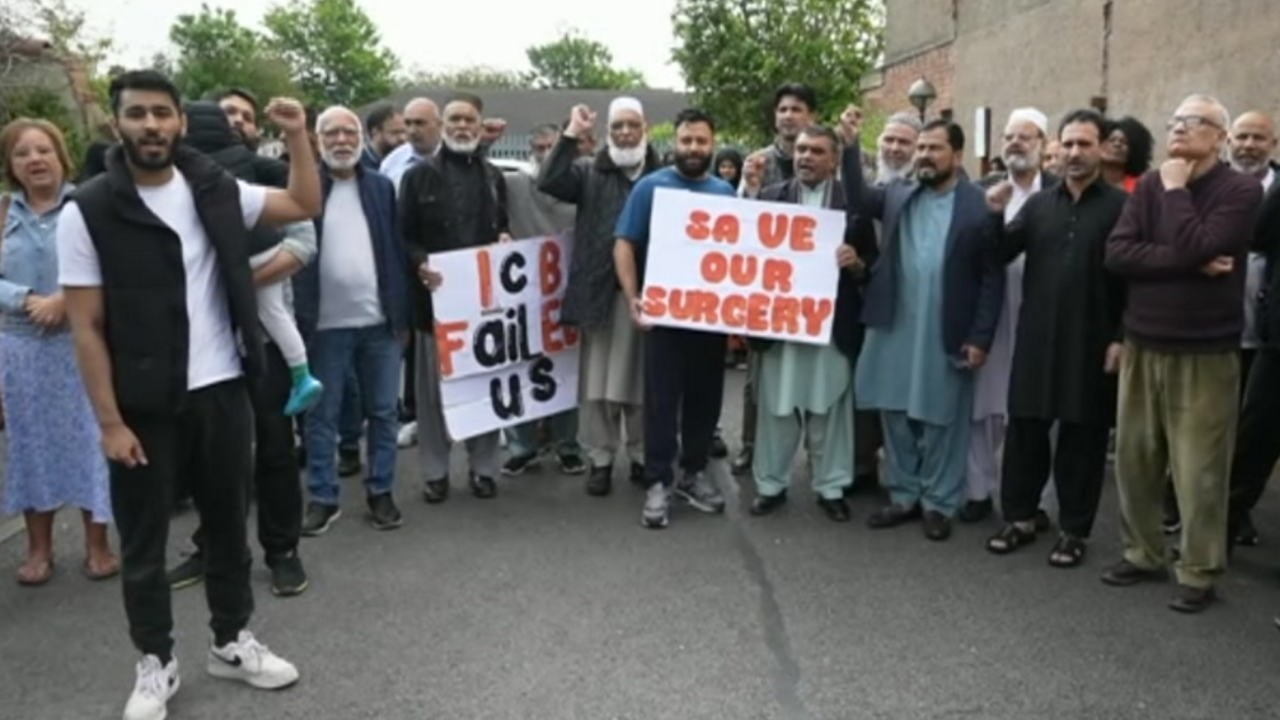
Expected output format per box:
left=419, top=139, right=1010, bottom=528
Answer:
left=579, top=399, right=643, bottom=468
left=415, top=331, right=502, bottom=481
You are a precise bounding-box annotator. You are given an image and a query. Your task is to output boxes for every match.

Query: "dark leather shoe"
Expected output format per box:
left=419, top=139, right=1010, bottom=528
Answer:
left=1101, top=559, right=1167, bottom=587
left=1169, top=584, right=1216, bottom=614
left=422, top=478, right=450, bottom=504
left=866, top=503, right=922, bottom=529
left=750, top=491, right=788, bottom=516
left=958, top=498, right=993, bottom=523
left=586, top=465, right=612, bottom=497
left=922, top=510, right=952, bottom=541
left=817, top=498, right=851, bottom=523
left=470, top=474, right=497, bottom=499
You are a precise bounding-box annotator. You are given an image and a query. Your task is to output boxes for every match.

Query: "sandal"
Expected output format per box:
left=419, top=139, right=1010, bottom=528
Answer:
left=1048, top=534, right=1087, bottom=568
left=82, top=556, right=120, bottom=581
left=16, top=558, right=54, bottom=586
left=986, top=524, right=1036, bottom=555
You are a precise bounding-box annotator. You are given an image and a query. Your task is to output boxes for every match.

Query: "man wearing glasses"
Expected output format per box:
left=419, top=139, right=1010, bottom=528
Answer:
left=1102, top=95, right=1262, bottom=613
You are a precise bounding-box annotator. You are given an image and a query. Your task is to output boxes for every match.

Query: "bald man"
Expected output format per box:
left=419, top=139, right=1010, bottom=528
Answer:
left=380, top=98, right=442, bottom=191
left=1223, top=110, right=1279, bottom=553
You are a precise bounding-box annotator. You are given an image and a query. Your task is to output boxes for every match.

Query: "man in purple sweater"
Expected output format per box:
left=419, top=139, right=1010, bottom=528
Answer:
left=1101, top=94, right=1262, bottom=614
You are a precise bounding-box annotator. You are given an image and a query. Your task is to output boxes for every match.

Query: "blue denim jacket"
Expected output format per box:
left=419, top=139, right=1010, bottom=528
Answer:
left=0, top=185, right=73, bottom=338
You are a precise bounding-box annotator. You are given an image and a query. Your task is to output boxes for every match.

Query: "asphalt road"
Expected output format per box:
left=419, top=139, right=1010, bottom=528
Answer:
left=1, top=369, right=1278, bottom=720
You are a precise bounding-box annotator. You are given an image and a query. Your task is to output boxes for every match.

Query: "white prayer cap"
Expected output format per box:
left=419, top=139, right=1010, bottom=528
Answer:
left=609, top=96, right=644, bottom=120
left=1007, top=107, right=1048, bottom=136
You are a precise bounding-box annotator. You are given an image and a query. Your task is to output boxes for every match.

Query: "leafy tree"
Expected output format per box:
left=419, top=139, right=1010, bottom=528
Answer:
left=262, top=0, right=399, bottom=107
left=167, top=4, right=297, bottom=104
left=526, top=29, right=645, bottom=89
left=402, top=65, right=532, bottom=90
left=671, top=0, right=885, bottom=144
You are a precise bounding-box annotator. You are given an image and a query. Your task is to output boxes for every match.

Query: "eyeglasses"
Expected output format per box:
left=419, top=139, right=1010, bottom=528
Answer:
left=1166, top=115, right=1223, bottom=131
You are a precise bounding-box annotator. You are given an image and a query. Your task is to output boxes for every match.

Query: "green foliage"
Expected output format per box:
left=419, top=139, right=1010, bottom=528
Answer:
left=858, top=109, right=886, bottom=155
left=647, top=121, right=675, bottom=147
left=28, top=0, right=113, bottom=73
left=402, top=65, right=533, bottom=90
left=262, top=0, right=399, bottom=107
left=671, top=0, right=885, bottom=145
left=167, top=4, right=298, bottom=105
left=526, top=29, right=646, bottom=90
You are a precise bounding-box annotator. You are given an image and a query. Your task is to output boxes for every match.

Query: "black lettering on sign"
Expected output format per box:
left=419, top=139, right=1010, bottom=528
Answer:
left=473, top=304, right=535, bottom=368
left=489, top=373, right=524, bottom=419
left=500, top=251, right=528, bottom=293
left=529, top=356, right=557, bottom=402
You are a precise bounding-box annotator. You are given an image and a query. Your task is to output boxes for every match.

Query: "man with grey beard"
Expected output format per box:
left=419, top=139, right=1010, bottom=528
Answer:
left=874, top=112, right=921, bottom=185
left=965, top=108, right=1058, bottom=525
left=401, top=93, right=513, bottom=504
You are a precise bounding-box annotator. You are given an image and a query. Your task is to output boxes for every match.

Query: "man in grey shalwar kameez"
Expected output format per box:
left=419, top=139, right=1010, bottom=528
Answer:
left=538, top=97, right=660, bottom=496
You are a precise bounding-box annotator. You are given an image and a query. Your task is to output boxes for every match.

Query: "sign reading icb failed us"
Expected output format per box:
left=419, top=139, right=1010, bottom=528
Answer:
left=430, top=234, right=579, bottom=440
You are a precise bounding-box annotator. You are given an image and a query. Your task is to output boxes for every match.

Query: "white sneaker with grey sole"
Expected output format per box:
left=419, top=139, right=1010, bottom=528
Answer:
left=207, top=631, right=300, bottom=690
left=123, top=655, right=180, bottom=720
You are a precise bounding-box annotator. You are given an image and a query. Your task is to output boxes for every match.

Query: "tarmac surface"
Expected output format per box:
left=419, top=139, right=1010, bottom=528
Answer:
left=1, top=369, right=1278, bottom=720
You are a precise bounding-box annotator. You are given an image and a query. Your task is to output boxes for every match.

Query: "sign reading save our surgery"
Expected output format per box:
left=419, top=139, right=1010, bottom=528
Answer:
left=430, top=234, right=579, bottom=441
left=641, top=188, right=843, bottom=345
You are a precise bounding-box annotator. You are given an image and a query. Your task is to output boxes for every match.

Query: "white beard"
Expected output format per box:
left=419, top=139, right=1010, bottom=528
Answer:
left=1004, top=151, right=1042, bottom=173
left=445, top=136, right=480, bottom=154
left=321, top=149, right=358, bottom=171
left=608, top=139, right=647, bottom=168
left=875, top=161, right=910, bottom=185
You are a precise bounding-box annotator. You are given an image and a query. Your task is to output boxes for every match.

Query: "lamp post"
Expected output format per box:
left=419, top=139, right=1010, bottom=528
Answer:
left=908, top=77, right=937, bottom=122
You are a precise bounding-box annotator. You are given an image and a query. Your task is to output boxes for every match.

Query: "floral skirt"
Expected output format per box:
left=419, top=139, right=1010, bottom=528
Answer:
left=0, top=332, right=111, bottom=522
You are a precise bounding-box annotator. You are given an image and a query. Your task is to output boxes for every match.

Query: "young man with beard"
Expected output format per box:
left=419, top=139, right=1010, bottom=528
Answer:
left=741, top=125, right=877, bottom=522
left=840, top=108, right=1005, bottom=542
left=983, top=109, right=1128, bottom=567
left=214, top=87, right=261, bottom=151
left=615, top=108, right=737, bottom=528
left=57, top=70, right=321, bottom=720
left=361, top=102, right=406, bottom=170
left=403, top=93, right=513, bottom=503
left=1103, top=94, right=1261, bottom=613
left=965, top=108, right=1059, bottom=525
left=540, top=98, right=661, bottom=497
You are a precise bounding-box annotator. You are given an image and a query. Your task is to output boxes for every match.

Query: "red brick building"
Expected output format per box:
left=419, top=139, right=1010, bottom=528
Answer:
left=861, top=0, right=1280, bottom=171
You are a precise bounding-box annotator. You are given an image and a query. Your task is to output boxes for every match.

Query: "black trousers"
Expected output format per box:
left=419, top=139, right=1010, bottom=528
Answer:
left=1228, top=348, right=1280, bottom=539
left=191, top=343, right=301, bottom=560
left=401, top=328, right=417, bottom=420
left=1001, top=417, right=1110, bottom=538
left=114, top=379, right=255, bottom=657
left=644, top=327, right=727, bottom=487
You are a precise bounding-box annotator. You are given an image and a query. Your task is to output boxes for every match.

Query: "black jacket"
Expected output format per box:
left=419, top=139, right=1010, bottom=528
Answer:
left=1253, top=165, right=1280, bottom=347
left=183, top=101, right=289, bottom=254
left=72, top=145, right=263, bottom=418
left=399, top=145, right=510, bottom=333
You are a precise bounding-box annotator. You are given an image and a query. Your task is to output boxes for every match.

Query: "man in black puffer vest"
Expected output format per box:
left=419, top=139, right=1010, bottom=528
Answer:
left=163, top=100, right=318, bottom=598
left=57, top=70, right=322, bottom=719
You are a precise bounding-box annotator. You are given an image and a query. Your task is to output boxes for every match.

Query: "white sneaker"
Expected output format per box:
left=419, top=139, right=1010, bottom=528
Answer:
left=207, top=631, right=300, bottom=690
left=396, top=421, right=418, bottom=448
left=123, top=655, right=180, bottom=720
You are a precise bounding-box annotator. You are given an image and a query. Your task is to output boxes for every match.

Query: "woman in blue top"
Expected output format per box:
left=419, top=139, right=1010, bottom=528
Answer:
left=0, top=118, right=115, bottom=586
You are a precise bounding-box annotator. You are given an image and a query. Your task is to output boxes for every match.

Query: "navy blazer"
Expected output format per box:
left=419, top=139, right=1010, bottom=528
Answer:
left=292, top=164, right=412, bottom=339
left=842, top=146, right=1004, bottom=359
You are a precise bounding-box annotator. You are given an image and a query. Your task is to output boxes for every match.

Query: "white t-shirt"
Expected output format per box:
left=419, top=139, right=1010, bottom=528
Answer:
left=317, top=178, right=385, bottom=330
left=57, top=171, right=267, bottom=390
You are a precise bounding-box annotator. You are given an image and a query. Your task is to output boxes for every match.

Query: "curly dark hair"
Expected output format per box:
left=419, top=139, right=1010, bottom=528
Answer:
left=1108, top=116, right=1154, bottom=176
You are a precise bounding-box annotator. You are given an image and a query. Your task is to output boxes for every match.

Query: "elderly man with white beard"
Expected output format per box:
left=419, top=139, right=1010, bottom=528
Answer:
left=538, top=98, right=662, bottom=496
left=294, top=106, right=412, bottom=536
left=962, top=108, right=1060, bottom=525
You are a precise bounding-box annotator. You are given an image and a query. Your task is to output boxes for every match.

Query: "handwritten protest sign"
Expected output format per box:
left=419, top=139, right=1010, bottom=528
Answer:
left=641, top=188, right=843, bottom=345
left=431, top=234, right=579, bottom=440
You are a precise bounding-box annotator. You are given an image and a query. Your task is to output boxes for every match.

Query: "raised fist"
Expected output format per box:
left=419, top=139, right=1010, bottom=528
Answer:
left=265, top=98, right=307, bottom=135
left=567, top=104, right=596, bottom=138
left=840, top=104, right=864, bottom=144
left=986, top=181, right=1014, bottom=213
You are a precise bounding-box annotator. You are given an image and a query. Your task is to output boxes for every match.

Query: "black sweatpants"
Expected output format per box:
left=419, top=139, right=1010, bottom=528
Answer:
left=401, top=328, right=417, bottom=421
left=1001, top=417, right=1110, bottom=538
left=644, top=327, right=727, bottom=488
left=1228, top=348, right=1280, bottom=540
left=114, top=379, right=255, bottom=657
left=191, top=343, right=301, bottom=560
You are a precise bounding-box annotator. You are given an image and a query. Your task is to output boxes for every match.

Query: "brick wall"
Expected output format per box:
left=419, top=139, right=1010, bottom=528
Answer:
left=863, top=43, right=955, bottom=119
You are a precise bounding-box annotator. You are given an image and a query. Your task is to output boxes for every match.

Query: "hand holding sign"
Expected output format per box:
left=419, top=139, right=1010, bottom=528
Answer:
left=836, top=244, right=863, bottom=273
left=630, top=297, right=653, bottom=330
left=418, top=262, right=442, bottom=290
left=566, top=105, right=595, bottom=138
